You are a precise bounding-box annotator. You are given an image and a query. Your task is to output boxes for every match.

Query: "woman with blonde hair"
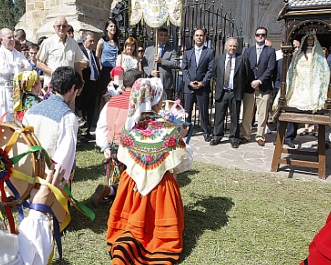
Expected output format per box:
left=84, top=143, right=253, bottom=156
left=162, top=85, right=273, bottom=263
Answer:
left=116, top=37, right=142, bottom=71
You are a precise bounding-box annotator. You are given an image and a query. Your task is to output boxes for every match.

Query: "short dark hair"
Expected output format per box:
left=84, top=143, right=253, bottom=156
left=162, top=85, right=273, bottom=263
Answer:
left=123, top=69, right=143, bottom=88
left=194, top=28, right=205, bottom=36
left=15, top=29, right=26, bottom=38
left=28, top=43, right=39, bottom=51
left=158, top=27, right=168, bottom=34
left=51, top=66, right=83, bottom=95
left=255, top=27, right=268, bottom=36
left=37, top=36, right=47, bottom=46
left=67, top=24, right=74, bottom=33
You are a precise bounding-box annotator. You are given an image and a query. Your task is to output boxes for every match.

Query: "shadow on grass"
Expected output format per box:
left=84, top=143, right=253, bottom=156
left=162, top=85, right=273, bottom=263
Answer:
left=178, top=194, right=234, bottom=263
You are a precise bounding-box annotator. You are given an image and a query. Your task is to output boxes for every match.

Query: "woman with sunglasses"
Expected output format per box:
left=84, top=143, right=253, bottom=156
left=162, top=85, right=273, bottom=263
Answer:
left=96, top=18, right=119, bottom=108
left=116, top=37, right=142, bottom=72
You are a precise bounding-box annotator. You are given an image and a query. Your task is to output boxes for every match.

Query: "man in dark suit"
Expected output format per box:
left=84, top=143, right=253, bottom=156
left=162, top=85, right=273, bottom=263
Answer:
left=182, top=29, right=214, bottom=142
left=142, top=27, right=178, bottom=100
left=240, top=27, right=276, bottom=146
left=77, top=31, right=99, bottom=140
left=210, top=37, right=250, bottom=148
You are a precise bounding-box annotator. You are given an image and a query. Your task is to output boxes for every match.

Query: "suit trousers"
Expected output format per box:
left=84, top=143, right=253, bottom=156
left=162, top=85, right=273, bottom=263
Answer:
left=213, top=91, right=241, bottom=142
left=78, top=79, right=97, bottom=132
left=276, top=121, right=298, bottom=142
left=184, top=91, right=212, bottom=136
left=240, top=90, right=270, bottom=141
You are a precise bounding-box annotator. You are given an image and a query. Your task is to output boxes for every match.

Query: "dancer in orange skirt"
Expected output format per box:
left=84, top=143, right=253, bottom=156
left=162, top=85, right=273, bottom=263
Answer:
left=106, top=77, right=193, bottom=264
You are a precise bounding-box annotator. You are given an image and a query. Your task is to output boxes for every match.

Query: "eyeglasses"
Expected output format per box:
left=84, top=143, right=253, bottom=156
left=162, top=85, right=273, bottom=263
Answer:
left=55, top=24, right=67, bottom=28
left=255, top=33, right=266, bottom=38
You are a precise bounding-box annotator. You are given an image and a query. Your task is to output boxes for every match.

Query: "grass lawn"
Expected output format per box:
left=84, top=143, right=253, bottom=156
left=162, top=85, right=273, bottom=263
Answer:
left=50, top=143, right=331, bottom=264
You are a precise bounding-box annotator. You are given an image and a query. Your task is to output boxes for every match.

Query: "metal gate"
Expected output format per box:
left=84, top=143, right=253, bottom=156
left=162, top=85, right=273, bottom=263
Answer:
left=110, top=0, right=243, bottom=126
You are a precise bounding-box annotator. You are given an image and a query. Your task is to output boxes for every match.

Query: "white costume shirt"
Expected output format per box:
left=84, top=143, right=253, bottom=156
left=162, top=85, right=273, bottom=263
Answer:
left=23, top=95, right=78, bottom=180
left=95, top=104, right=109, bottom=152
left=36, top=34, right=84, bottom=86
left=0, top=46, right=31, bottom=121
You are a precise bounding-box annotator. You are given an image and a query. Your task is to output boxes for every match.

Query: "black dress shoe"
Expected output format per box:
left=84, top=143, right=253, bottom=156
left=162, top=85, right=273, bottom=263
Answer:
left=231, top=142, right=239, bottom=148
left=285, top=140, right=295, bottom=148
left=239, top=138, right=249, bottom=144
left=204, top=135, right=212, bottom=142
left=210, top=139, right=221, bottom=146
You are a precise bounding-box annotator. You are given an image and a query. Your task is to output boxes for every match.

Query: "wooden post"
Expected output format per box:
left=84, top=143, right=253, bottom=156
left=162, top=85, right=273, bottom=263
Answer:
left=278, top=45, right=292, bottom=107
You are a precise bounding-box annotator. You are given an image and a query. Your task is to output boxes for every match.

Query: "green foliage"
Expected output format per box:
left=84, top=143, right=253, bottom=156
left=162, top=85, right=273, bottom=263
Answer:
left=49, top=145, right=331, bottom=264
left=0, top=0, right=26, bottom=30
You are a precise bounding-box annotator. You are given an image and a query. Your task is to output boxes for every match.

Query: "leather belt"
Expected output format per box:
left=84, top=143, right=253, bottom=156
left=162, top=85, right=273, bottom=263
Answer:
left=223, top=89, right=233, bottom=92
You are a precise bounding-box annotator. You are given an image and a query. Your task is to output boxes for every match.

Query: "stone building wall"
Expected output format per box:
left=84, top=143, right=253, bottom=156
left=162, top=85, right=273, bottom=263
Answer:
left=16, top=0, right=286, bottom=49
left=16, top=0, right=114, bottom=43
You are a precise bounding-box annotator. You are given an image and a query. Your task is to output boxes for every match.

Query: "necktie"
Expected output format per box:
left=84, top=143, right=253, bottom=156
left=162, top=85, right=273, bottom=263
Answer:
left=223, top=56, right=232, bottom=88
left=195, top=49, right=201, bottom=66
left=158, top=45, right=164, bottom=57
left=257, top=47, right=262, bottom=62
left=90, top=51, right=99, bottom=80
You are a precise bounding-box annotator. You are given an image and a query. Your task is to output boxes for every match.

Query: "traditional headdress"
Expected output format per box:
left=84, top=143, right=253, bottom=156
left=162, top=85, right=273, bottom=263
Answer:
left=125, top=78, right=163, bottom=130
left=13, top=70, right=39, bottom=111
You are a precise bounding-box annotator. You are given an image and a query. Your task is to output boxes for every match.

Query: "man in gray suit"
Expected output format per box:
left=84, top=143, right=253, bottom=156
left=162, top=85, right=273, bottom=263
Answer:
left=142, top=27, right=177, bottom=99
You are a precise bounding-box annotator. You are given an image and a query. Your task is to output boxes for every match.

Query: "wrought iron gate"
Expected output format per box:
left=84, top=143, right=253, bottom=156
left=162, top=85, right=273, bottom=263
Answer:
left=110, top=0, right=243, bottom=127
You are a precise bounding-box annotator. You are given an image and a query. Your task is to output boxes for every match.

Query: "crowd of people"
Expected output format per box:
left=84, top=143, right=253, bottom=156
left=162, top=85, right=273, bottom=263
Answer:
left=1, top=15, right=331, bottom=264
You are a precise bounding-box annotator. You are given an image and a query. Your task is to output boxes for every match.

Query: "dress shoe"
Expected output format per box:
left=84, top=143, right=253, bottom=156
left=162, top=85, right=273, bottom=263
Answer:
left=285, top=140, right=295, bottom=148
left=231, top=142, right=239, bottom=148
left=257, top=139, right=265, bottom=146
left=85, top=133, right=96, bottom=140
left=210, top=139, right=221, bottom=146
left=204, top=135, right=212, bottom=142
left=239, top=138, right=249, bottom=144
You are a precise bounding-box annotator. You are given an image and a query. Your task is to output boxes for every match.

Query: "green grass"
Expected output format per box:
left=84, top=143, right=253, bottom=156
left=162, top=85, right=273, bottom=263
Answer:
left=49, top=143, right=331, bottom=264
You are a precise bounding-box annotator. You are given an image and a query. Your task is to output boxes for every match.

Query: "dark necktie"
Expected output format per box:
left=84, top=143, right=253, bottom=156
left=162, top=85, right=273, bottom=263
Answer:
left=224, top=56, right=232, bottom=88
left=89, top=51, right=99, bottom=80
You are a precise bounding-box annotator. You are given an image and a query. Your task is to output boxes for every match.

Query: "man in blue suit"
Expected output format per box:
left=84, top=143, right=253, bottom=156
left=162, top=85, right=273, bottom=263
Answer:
left=240, top=27, right=276, bottom=146
left=182, top=29, right=214, bottom=142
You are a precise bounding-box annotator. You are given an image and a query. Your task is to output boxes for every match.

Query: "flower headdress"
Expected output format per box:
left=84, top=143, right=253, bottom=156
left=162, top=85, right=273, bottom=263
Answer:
left=13, top=70, right=39, bottom=111
left=125, top=78, right=163, bottom=130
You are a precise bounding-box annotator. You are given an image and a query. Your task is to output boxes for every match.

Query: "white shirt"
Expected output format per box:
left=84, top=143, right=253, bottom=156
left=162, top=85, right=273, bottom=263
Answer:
left=37, top=34, right=84, bottom=86
left=23, top=109, right=78, bottom=181
left=194, top=45, right=203, bottom=65
left=95, top=104, right=109, bottom=152
left=0, top=210, right=53, bottom=265
left=0, top=46, right=32, bottom=121
left=224, top=54, right=236, bottom=89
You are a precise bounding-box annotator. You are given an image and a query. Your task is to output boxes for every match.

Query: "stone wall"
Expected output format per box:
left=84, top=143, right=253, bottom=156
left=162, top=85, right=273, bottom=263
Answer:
left=16, top=0, right=113, bottom=43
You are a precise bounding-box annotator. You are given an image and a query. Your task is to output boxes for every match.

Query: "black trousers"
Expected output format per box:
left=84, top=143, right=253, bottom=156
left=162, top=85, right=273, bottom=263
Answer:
left=78, top=79, right=97, bottom=132
left=184, top=91, right=212, bottom=136
left=213, top=91, right=241, bottom=143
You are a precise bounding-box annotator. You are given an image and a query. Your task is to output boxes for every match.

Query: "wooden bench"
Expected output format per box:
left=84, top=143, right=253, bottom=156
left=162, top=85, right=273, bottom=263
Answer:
left=271, top=111, right=330, bottom=179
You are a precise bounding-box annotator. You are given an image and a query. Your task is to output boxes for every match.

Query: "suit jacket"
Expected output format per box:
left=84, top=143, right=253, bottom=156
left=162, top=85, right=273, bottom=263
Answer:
left=182, top=46, right=214, bottom=94
left=213, top=53, right=250, bottom=101
left=142, top=44, right=177, bottom=90
left=274, top=58, right=283, bottom=91
left=80, top=46, right=99, bottom=81
left=244, top=45, right=276, bottom=94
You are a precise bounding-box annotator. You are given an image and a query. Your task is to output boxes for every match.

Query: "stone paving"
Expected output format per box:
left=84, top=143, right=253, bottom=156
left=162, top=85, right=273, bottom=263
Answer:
left=188, top=127, right=331, bottom=182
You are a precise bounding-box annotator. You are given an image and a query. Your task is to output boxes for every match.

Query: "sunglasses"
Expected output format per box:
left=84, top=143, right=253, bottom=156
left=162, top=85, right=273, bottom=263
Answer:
left=138, top=50, right=144, bottom=52
left=56, top=24, right=67, bottom=28
left=255, top=33, right=266, bottom=38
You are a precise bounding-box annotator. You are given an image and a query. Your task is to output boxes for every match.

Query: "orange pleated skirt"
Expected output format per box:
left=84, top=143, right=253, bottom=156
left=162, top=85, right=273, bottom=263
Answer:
left=106, top=170, right=184, bottom=265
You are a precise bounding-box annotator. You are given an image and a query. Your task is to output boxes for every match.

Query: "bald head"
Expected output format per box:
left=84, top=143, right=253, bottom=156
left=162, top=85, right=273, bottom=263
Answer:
left=0, top=28, right=15, bottom=50
left=53, top=16, right=68, bottom=41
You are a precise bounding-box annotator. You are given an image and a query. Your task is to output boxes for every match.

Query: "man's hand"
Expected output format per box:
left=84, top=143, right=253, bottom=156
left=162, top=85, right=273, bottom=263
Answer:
left=31, top=164, right=66, bottom=207
left=104, top=149, right=111, bottom=159
left=154, top=54, right=162, bottom=63
left=151, top=70, right=160, bottom=77
left=251, top=80, right=260, bottom=90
